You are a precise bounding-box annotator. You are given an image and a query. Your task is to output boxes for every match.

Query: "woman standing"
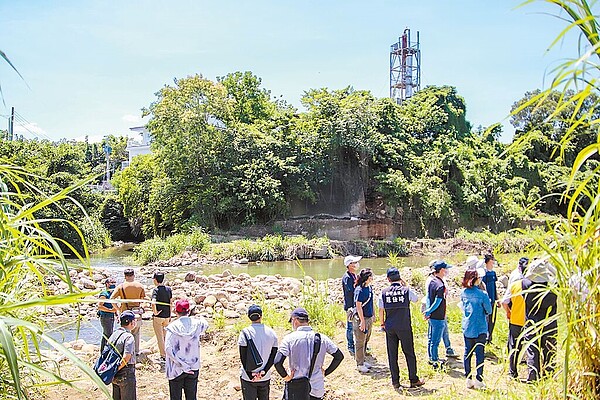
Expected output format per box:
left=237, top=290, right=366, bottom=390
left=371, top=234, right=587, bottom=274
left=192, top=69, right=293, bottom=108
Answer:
left=353, top=268, right=374, bottom=373
left=460, top=269, right=492, bottom=390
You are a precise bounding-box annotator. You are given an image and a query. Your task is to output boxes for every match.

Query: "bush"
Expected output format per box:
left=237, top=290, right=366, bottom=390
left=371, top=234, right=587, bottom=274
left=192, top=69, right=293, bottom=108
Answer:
left=133, top=227, right=211, bottom=264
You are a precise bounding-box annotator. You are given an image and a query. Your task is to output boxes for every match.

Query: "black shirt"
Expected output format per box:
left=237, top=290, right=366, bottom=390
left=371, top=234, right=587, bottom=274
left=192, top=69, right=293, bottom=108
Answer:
left=427, top=276, right=446, bottom=321
left=152, top=285, right=173, bottom=318
left=522, top=279, right=557, bottom=325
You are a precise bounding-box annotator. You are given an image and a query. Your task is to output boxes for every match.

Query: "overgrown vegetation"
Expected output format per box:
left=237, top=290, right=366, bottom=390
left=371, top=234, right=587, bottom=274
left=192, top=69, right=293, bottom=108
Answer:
left=454, top=227, right=549, bottom=254
left=133, top=228, right=211, bottom=264
left=0, top=164, right=110, bottom=398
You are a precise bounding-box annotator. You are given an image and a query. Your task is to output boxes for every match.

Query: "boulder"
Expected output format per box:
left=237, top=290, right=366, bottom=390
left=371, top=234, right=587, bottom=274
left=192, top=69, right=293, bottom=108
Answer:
left=195, top=275, right=209, bottom=284
left=223, top=310, right=239, bottom=319
left=222, top=269, right=233, bottom=277
left=184, top=272, right=196, bottom=282
left=203, top=295, right=217, bottom=307
left=80, top=278, right=97, bottom=289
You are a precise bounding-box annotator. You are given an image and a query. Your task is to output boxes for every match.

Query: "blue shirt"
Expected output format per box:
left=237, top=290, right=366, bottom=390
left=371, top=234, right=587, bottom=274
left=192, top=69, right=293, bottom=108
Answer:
left=354, top=285, right=374, bottom=318
left=342, top=271, right=356, bottom=310
left=461, top=287, right=492, bottom=338
left=482, top=270, right=498, bottom=301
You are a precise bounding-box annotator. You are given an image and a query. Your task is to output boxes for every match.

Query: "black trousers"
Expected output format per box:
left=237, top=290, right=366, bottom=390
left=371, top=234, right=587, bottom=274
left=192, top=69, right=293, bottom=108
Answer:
left=486, top=305, right=497, bottom=343
left=525, top=324, right=557, bottom=381
left=241, top=378, right=270, bottom=400
left=168, top=370, right=199, bottom=400
left=507, top=323, right=524, bottom=377
left=385, top=327, right=419, bottom=385
left=112, top=365, right=136, bottom=400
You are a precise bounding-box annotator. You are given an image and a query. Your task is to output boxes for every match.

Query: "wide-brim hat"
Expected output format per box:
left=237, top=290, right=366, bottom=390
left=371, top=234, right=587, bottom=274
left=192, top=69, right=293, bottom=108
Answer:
left=344, top=255, right=362, bottom=267
left=525, top=259, right=556, bottom=283
left=465, top=256, right=479, bottom=270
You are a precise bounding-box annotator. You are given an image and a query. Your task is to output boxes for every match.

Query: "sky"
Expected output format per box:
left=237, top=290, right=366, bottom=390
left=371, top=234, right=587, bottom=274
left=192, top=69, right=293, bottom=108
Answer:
left=0, top=1, right=579, bottom=143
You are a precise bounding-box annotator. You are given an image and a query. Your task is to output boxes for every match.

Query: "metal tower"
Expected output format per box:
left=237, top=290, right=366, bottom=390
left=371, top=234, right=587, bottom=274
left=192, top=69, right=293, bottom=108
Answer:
left=390, top=28, right=421, bottom=104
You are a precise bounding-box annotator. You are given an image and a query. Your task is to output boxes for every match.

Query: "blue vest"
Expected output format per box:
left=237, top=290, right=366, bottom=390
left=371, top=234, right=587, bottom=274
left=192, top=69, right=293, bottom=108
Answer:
left=382, top=283, right=412, bottom=331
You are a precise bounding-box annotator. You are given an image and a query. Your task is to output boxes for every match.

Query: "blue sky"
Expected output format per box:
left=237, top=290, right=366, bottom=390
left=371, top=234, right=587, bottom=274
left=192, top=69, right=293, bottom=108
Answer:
left=0, top=1, right=576, bottom=143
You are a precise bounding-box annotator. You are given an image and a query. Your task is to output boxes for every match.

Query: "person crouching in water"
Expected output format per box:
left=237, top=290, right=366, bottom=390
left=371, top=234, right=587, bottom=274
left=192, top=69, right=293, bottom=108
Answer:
left=460, top=269, right=492, bottom=389
left=165, top=299, right=209, bottom=400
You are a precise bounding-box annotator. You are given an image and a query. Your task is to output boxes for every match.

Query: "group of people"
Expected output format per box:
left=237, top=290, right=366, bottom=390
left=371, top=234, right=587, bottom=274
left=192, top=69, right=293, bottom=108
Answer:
left=97, top=269, right=345, bottom=400
left=342, top=253, right=558, bottom=391
left=97, top=253, right=558, bottom=399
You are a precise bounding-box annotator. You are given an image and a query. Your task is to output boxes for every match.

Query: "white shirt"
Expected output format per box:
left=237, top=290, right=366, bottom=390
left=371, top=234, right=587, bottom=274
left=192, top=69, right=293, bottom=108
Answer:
left=238, top=323, right=278, bottom=382
left=164, top=316, right=209, bottom=380
left=276, top=326, right=338, bottom=398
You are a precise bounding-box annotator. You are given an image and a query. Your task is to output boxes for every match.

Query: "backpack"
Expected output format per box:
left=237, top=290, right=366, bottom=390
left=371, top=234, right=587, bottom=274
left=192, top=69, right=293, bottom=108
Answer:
left=94, top=331, right=126, bottom=384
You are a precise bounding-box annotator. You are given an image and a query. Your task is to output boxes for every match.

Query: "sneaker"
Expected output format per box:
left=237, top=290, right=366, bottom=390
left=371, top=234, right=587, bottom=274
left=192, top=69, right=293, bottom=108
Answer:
left=363, top=361, right=373, bottom=369
left=357, top=364, right=370, bottom=373
left=472, top=379, right=486, bottom=390
left=392, top=382, right=401, bottom=389
left=410, top=379, right=425, bottom=388
left=466, top=378, right=474, bottom=389
left=446, top=349, right=459, bottom=358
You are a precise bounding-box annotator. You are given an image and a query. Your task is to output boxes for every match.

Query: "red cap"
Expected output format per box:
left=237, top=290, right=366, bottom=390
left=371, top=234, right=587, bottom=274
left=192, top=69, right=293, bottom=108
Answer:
left=175, top=299, right=190, bottom=313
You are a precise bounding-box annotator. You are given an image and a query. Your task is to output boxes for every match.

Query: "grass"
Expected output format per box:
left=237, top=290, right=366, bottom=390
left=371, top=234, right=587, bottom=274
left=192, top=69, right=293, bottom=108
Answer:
left=133, top=227, right=211, bottom=264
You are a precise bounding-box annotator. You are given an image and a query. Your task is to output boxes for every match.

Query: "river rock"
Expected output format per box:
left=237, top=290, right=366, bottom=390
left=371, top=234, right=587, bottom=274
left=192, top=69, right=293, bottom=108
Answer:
left=195, top=275, right=208, bottom=284
left=71, top=339, right=86, bottom=351
left=222, top=269, right=233, bottom=277
left=215, top=291, right=229, bottom=302
left=203, top=295, right=217, bottom=307
left=80, top=278, right=97, bottom=289
left=184, top=272, right=196, bottom=282
left=223, top=310, right=239, bottom=318
left=236, top=273, right=251, bottom=280
left=237, top=258, right=249, bottom=264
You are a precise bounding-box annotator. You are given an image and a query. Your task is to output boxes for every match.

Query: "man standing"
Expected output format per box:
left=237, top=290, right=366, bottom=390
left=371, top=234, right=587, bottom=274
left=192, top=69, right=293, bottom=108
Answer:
left=423, top=260, right=452, bottom=368
left=111, top=268, right=146, bottom=355
left=109, top=310, right=137, bottom=400
left=379, top=267, right=425, bottom=389
left=481, top=254, right=500, bottom=344
left=98, top=277, right=117, bottom=353
left=151, top=271, right=173, bottom=361
left=342, top=255, right=360, bottom=355
left=238, top=304, right=278, bottom=400
left=274, top=307, right=344, bottom=400
left=501, top=272, right=527, bottom=379
left=522, top=260, right=558, bottom=382
left=165, top=299, right=209, bottom=400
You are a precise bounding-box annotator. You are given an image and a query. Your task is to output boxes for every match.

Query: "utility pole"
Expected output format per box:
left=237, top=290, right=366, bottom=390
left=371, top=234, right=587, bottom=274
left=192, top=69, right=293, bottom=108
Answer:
left=8, top=107, right=14, bottom=141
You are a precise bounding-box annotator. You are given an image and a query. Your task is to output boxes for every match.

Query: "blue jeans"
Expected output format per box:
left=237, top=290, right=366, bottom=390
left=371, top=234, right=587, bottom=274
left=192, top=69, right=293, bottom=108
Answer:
left=427, top=318, right=453, bottom=359
left=428, top=319, right=445, bottom=362
left=346, top=320, right=355, bottom=353
left=464, top=333, right=486, bottom=381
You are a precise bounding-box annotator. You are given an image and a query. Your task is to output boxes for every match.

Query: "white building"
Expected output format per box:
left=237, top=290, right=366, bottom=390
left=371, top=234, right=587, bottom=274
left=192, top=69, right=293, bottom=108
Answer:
left=123, top=126, right=152, bottom=168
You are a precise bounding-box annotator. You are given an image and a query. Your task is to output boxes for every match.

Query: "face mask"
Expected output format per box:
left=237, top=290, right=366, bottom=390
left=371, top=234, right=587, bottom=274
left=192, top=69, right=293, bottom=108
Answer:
left=109, top=284, right=116, bottom=289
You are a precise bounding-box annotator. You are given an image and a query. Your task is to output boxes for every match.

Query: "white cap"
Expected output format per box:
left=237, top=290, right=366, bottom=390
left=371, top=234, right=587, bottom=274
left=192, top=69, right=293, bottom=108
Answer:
left=476, top=267, right=486, bottom=278
left=344, top=255, right=362, bottom=267
left=465, top=256, right=479, bottom=270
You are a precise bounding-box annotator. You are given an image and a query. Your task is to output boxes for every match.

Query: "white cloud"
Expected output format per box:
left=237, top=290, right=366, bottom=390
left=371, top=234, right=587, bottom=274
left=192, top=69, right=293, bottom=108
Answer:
left=13, top=122, right=49, bottom=139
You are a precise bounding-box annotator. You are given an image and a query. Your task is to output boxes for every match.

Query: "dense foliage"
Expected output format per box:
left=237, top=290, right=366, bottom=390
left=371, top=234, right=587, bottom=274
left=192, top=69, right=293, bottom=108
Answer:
left=0, top=136, right=130, bottom=251
left=111, top=72, right=594, bottom=238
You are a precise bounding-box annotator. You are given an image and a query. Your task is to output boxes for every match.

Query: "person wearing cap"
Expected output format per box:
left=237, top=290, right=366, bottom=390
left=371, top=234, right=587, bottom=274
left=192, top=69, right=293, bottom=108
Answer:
left=98, top=277, right=117, bottom=353
left=460, top=269, right=492, bottom=389
left=423, top=260, right=452, bottom=368
left=110, top=268, right=146, bottom=355
left=421, top=261, right=459, bottom=361
left=378, top=267, right=425, bottom=389
left=353, top=268, right=375, bottom=373
left=151, top=271, right=173, bottom=361
left=165, top=299, right=209, bottom=400
left=522, top=260, right=558, bottom=382
left=501, top=266, right=527, bottom=379
left=238, top=304, right=278, bottom=400
left=509, top=257, right=529, bottom=286
left=481, top=254, right=500, bottom=344
left=274, top=307, right=344, bottom=400
left=108, top=310, right=137, bottom=400
left=342, top=255, right=360, bottom=356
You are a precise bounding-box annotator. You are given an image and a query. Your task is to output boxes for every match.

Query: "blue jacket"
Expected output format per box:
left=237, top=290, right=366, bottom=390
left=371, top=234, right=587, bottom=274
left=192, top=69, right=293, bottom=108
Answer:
left=342, top=271, right=356, bottom=310
left=461, top=287, right=492, bottom=339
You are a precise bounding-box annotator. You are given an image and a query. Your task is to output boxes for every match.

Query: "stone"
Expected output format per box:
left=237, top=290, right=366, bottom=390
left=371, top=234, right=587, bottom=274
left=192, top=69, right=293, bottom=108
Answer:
left=222, top=269, right=233, bottom=277
left=215, top=291, right=229, bottom=302
left=237, top=258, right=249, bottom=264
left=184, top=272, right=196, bottom=282
left=195, top=275, right=208, bottom=284
left=203, top=295, right=217, bottom=307
left=223, top=310, right=239, bottom=319
left=71, top=339, right=86, bottom=351
left=80, top=278, right=97, bottom=289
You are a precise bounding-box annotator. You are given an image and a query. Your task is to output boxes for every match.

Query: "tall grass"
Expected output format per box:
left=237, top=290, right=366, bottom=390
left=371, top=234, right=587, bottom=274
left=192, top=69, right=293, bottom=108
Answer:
left=515, top=1, right=600, bottom=397
left=133, top=227, right=211, bottom=264
left=0, top=163, right=111, bottom=399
